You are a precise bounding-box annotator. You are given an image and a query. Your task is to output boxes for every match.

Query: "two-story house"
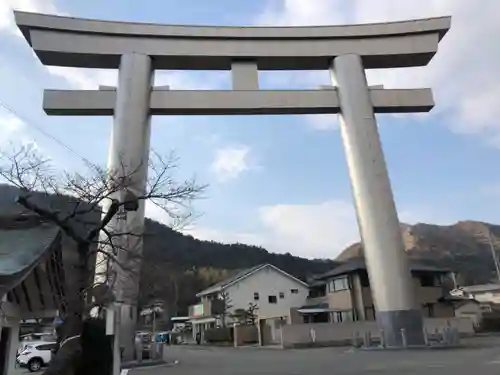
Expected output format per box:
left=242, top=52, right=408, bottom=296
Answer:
left=189, top=264, right=309, bottom=341
left=297, top=257, right=454, bottom=324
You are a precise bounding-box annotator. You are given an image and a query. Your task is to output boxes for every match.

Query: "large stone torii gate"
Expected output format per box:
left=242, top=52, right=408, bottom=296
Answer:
left=15, top=11, right=450, bottom=355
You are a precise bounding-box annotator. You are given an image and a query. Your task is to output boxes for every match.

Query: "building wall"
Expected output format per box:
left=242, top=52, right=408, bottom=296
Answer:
left=324, top=271, right=453, bottom=320
left=455, top=302, right=482, bottom=326
left=224, top=267, right=309, bottom=320
left=413, top=278, right=444, bottom=304
left=327, top=290, right=353, bottom=311
left=280, top=317, right=474, bottom=348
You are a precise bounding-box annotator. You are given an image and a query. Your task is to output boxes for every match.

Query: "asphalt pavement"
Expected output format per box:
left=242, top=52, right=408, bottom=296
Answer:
left=128, top=336, right=500, bottom=375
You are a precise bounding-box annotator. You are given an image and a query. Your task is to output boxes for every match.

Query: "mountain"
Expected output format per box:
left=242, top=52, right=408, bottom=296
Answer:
left=2, top=182, right=498, bottom=315
left=336, top=221, right=500, bottom=285
left=0, top=184, right=337, bottom=316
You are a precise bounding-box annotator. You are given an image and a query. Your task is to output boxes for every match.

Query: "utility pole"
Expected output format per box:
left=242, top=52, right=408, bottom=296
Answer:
left=486, top=228, right=500, bottom=284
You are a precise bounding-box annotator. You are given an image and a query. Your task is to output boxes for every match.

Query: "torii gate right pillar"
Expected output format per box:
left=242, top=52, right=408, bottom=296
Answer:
left=331, top=54, right=424, bottom=347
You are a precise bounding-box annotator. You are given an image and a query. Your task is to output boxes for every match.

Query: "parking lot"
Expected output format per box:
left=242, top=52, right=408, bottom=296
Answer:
left=12, top=336, right=500, bottom=375
left=130, top=336, right=500, bottom=375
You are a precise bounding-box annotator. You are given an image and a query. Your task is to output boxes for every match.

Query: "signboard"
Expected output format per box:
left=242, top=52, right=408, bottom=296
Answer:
left=190, top=304, right=204, bottom=318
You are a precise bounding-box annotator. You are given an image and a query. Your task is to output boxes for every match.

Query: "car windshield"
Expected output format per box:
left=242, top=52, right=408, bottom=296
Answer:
left=21, top=345, right=34, bottom=353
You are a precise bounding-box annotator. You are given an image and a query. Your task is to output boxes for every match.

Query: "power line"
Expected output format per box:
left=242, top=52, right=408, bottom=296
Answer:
left=0, top=98, right=93, bottom=165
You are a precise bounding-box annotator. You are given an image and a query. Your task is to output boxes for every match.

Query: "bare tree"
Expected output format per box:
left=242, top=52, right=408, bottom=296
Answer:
left=230, top=303, right=258, bottom=326
left=215, top=291, right=233, bottom=328
left=0, top=143, right=206, bottom=375
left=246, top=302, right=258, bottom=326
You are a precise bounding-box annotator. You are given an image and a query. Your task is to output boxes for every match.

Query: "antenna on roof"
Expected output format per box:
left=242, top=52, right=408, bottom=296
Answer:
left=486, top=228, right=500, bottom=284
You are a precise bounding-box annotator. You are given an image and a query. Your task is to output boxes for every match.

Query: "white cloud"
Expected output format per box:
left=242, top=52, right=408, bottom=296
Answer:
left=0, top=0, right=62, bottom=36
left=183, top=199, right=455, bottom=259
left=257, top=0, right=346, bottom=26
left=46, top=67, right=118, bottom=90
left=305, top=114, right=338, bottom=131
left=256, top=0, right=500, bottom=143
left=0, top=110, right=25, bottom=136
left=0, top=108, right=38, bottom=148
left=258, top=200, right=357, bottom=258
left=211, top=145, right=256, bottom=182
left=45, top=67, right=227, bottom=92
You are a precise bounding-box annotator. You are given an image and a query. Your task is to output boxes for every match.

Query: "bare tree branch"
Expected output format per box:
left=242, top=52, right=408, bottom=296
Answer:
left=0, top=143, right=207, bottom=375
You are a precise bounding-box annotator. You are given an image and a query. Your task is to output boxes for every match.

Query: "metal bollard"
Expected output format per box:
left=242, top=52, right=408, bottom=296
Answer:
left=443, top=327, right=451, bottom=344
left=434, top=328, right=440, bottom=343
left=379, top=329, right=386, bottom=348
left=400, top=328, right=407, bottom=348
left=309, top=328, right=316, bottom=344
left=363, top=331, right=369, bottom=347
left=352, top=331, right=361, bottom=347
left=423, top=328, right=429, bottom=346
left=452, top=327, right=460, bottom=344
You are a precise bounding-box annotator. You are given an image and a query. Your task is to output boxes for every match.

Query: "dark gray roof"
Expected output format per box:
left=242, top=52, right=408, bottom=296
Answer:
left=0, top=221, right=61, bottom=295
left=197, top=264, right=265, bottom=296
left=316, top=257, right=450, bottom=280
left=0, top=224, right=60, bottom=275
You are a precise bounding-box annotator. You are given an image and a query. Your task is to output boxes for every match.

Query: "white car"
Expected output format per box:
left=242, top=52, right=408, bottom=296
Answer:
left=16, top=341, right=58, bottom=372
left=18, top=334, right=56, bottom=355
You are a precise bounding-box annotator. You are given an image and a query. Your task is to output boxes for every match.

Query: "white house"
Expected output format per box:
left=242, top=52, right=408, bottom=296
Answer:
left=189, top=264, right=309, bottom=341
left=450, top=284, right=500, bottom=304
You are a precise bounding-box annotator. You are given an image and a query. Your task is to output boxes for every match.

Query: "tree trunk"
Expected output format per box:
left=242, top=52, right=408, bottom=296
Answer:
left=42, top=243, right=88, bottom=375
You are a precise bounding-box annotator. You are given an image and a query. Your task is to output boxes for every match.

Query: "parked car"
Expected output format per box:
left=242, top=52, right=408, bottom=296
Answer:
left=18, top=334, right=56, bottom=355
left=16, top=341, right=58, bottom=372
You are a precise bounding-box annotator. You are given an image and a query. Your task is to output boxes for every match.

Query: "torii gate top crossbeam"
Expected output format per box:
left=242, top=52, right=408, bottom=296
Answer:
left=14, top=11, right=450, bottom=70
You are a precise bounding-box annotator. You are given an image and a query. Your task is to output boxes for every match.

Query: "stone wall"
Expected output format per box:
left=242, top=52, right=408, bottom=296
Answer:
left=280, top=318, right=474, bottom=348
left=234, top=325, right=258, bottom=346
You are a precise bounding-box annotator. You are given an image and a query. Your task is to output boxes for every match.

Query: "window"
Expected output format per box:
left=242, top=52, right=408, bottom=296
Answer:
left=360, top=272, right=370, bottom=287
left=330, top=310, right=353, bottom=323
left=329, top=277, right=349, bottom=292
left=253, top=292, right=259, bottom=301
left=420, top=275, right=436, bottom=287
left=423, top=303, right=435, bottom=317
left=268, top=295, right=277, bottom=304
left=36, top=344, right=57, bottom=351
left=279, top=292, right=285, bottom=299
left=290, top=288, right=299, bottom=294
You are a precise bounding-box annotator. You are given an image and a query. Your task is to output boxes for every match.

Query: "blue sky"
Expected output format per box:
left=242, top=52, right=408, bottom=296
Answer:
left=1, top=0, right=500, bottom=259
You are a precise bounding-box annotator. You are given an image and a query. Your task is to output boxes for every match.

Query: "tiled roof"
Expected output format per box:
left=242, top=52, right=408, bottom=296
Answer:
left=0, top=218, right=61, bottom=297
left=315, top=257, right=450, bottom=280
left=0, top=223, right=60, bottom=276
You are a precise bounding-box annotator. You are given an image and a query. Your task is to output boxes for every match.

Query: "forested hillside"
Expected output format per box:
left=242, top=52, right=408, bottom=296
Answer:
left=0, top=184, right=337, bottom=316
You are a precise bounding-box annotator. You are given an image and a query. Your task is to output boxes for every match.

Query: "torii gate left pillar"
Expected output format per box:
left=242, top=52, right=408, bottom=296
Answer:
left=107, top=53, right=153, bottom=362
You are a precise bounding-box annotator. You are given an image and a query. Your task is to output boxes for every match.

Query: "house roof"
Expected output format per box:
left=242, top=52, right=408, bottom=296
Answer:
left=196, top=263, right=308, bottom=297
left=0, top=215, right=61, bottom=298
left=453, top=299, right=480, bottom=309
left=315, top=257, right=451, bottom=280
left=460, top=284, right=500, bottom=293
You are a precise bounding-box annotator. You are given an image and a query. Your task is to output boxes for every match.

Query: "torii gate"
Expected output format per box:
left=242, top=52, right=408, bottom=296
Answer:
left=15, top=10, right=450, bottom=358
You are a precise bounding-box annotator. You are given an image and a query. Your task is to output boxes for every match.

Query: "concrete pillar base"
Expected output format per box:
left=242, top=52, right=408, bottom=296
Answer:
left=378, top=309, right=425, bottom=347
left=119, top=303, right=138, bottom=362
